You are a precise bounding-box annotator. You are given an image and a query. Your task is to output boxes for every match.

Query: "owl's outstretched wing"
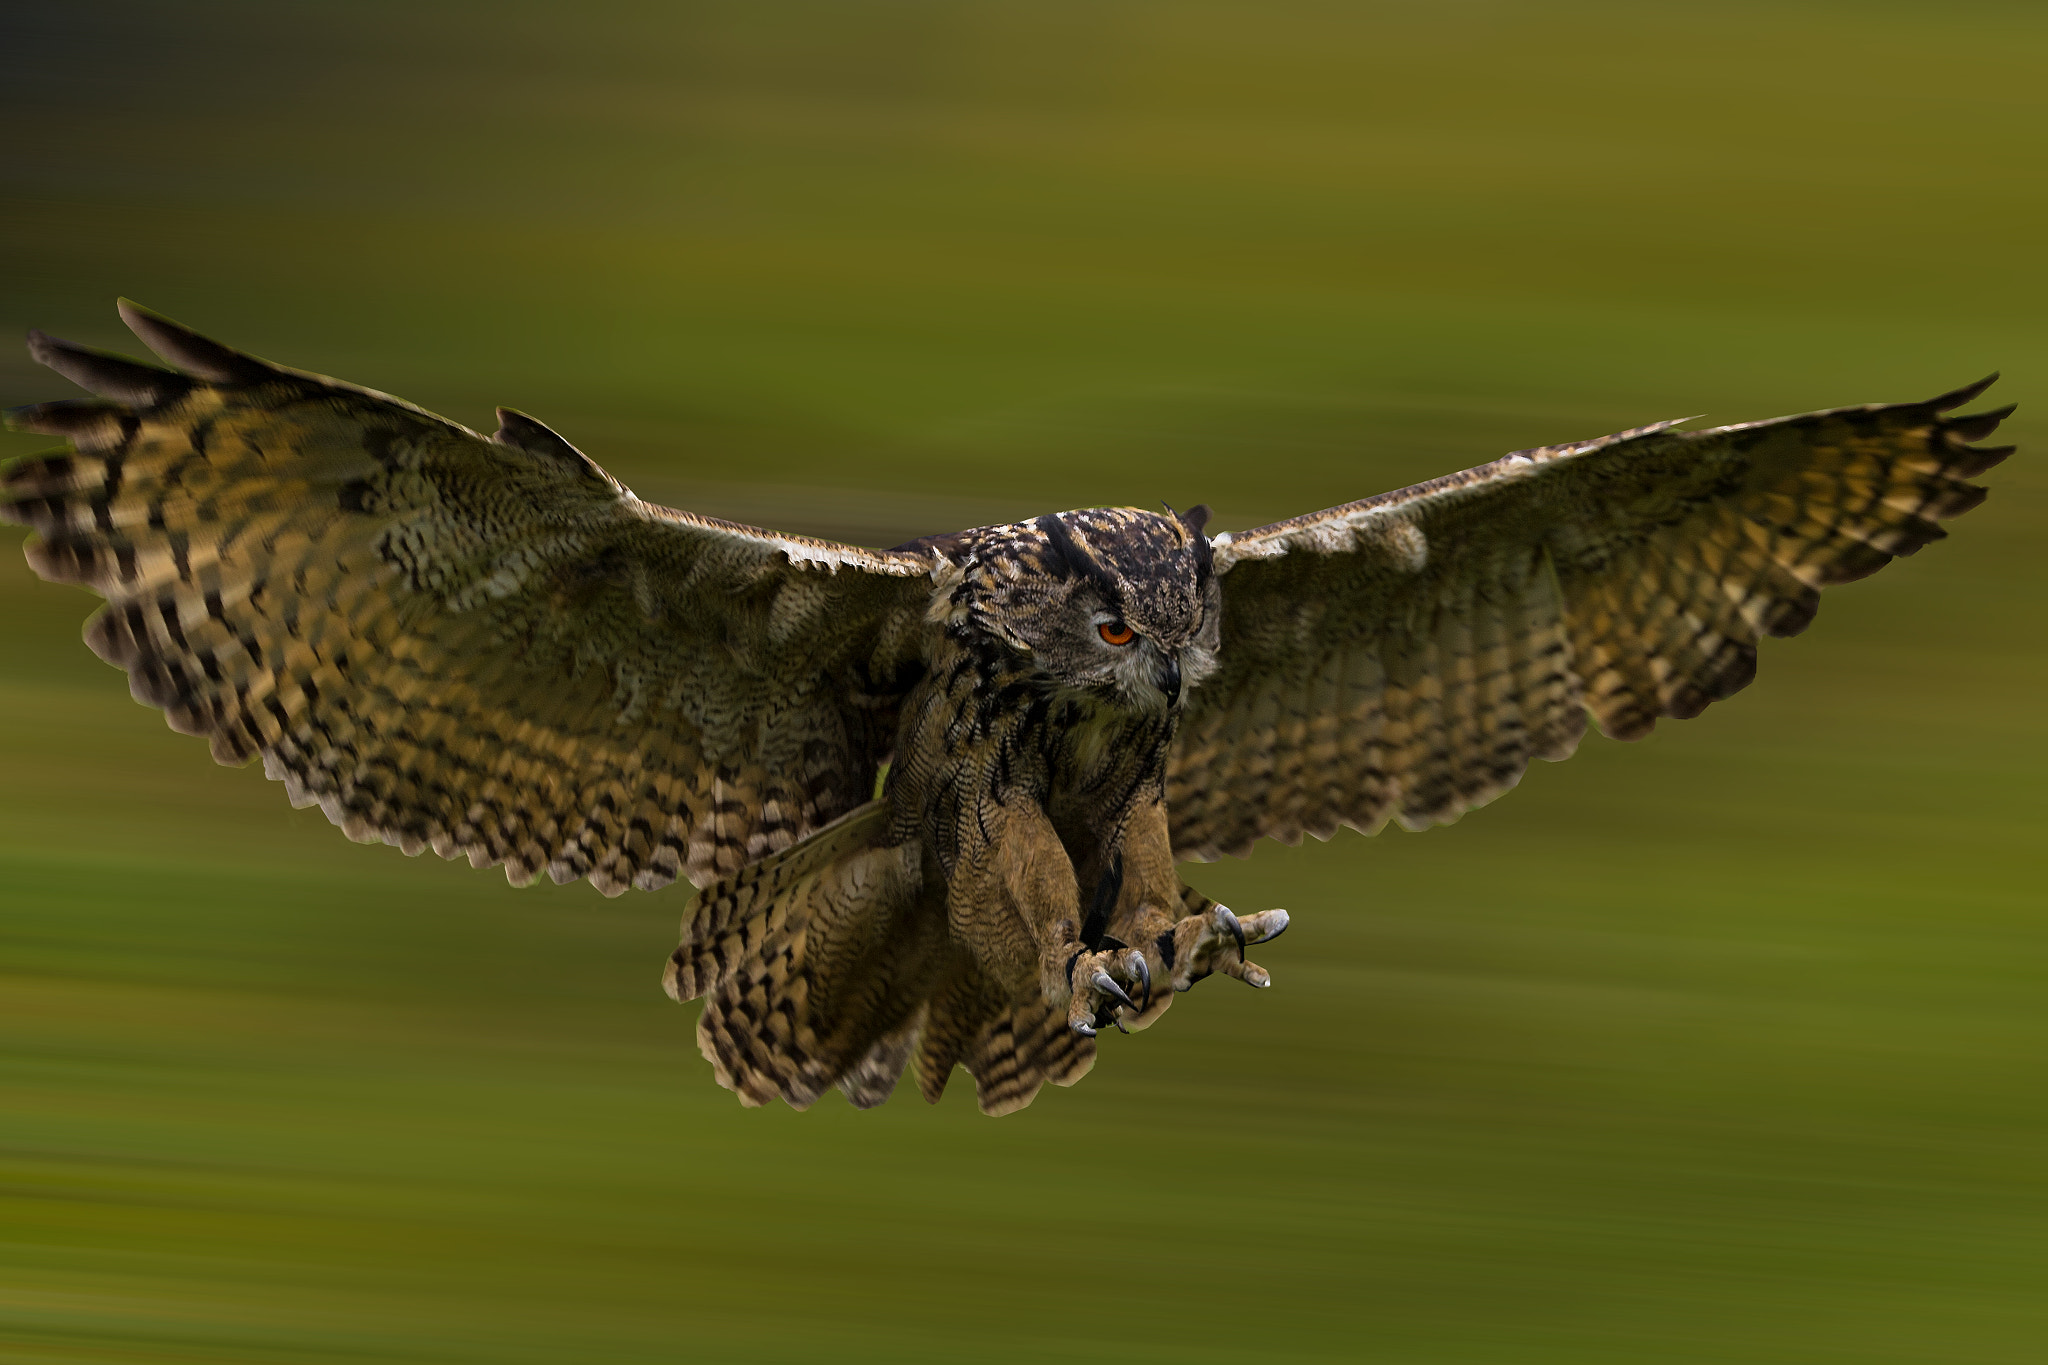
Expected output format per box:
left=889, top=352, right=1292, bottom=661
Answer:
left=3, top=302, right=940, bottom=893
left=1167, top=381, right=2014, bottom=861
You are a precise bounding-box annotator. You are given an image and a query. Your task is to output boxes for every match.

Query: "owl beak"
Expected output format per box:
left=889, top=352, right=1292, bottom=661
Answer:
left=1154, top=654, right=1182, bottom=700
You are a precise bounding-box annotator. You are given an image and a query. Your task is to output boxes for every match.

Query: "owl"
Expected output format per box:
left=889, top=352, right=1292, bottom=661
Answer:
left=2, top=303, right=2013, bottom=1115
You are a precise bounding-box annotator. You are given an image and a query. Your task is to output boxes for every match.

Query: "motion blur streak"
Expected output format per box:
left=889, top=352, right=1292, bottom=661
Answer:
left=2, top=2, right=2044, bottom=1362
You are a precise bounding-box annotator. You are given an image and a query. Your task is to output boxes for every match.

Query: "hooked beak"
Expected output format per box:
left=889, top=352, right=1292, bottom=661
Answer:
left=1154, top=653, right=1182, bottom=700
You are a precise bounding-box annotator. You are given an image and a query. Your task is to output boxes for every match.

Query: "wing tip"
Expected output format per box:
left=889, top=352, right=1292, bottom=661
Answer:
left=1929, top=372, right=1999, bottom=412
left=24, top=326, right=188, bottom=407
left=1943, top=401, right=2017, bottom=440
left=115, top=298, right=275, bottom=385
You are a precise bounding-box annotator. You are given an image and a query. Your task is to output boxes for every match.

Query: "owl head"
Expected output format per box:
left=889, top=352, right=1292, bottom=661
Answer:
left=934, top=506, right=1221, bottom=712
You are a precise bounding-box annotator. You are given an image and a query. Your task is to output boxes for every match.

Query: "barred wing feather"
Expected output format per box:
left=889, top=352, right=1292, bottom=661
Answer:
left=2, top=302, right=937, bottom=893
left=1168, top=382, right=2014, bottom=861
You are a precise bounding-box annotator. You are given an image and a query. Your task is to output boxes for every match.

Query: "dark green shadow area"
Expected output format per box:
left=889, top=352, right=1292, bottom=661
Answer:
left=2, top=2, right=2045, bottom=1361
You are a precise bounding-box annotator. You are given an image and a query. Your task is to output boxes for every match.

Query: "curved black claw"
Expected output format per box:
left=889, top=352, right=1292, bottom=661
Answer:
left=1168, top=903, right=1289, bottom=992
left=1067, top=945, right=1153, bottom=1036
left=1218, top=906, right=1246, bottom=960
left=1091, top=970, right=1136, bottom=1013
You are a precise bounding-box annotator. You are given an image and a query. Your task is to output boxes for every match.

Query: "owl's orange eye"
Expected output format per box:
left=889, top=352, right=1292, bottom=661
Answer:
left=1098, top=620, right=1135, bottom=646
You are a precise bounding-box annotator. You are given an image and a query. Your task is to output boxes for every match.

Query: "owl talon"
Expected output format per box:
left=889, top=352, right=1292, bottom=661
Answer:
left=1090, top=970, right=1136, bottom=1013
left=1168, top=903, right=1289, bottom=992
left=1218, top=905, right=1246, bottom=959
left=1066, top=945, right=1152, bottom=1035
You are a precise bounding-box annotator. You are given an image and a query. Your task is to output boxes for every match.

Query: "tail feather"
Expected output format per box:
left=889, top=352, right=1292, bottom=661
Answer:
left=965, top=994, right=1097, bottom=1117
left=668, top=802, right=943, bottom=1110
left=909, top=952, right=1100, bottom=1116
left=914, top=954, right=1000, bottom=1105
left=838, top=1008, right=924, bottom=1109
left=667, top=799, right=1123, bottom=1116
left=666, top=801, right=898, bottom=1002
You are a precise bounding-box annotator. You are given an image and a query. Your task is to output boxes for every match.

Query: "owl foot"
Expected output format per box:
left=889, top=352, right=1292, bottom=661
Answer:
left=1165, top=903, right=1289, bottom=993
left=1065, top=946, right=1152, bottom=1037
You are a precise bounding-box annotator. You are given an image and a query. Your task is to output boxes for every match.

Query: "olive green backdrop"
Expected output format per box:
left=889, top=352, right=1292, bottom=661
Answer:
left=3, top=3, right=2044, bottom=1362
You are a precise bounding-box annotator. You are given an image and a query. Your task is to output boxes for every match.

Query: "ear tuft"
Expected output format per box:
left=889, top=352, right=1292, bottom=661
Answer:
left=1175, top=503, right=1214, bottom=579
left=1035, top=512, right=1124, bottom=604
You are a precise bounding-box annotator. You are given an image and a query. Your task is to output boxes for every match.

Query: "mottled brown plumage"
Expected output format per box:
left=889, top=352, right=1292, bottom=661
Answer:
left=2, top=303, right=2014, bottom=1114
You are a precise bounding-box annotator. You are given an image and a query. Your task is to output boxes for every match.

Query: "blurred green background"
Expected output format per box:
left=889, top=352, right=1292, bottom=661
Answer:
left=3, top=2, right=2044, bottom=1361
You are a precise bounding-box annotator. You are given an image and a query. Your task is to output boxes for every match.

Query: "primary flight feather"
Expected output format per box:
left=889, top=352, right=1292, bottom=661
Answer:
left=2, top=302, right=2012, bottom=1115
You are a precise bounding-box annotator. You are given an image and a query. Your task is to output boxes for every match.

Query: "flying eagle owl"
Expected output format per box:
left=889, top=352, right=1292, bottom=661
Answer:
left=2, top=303, right=2013, bottom=1116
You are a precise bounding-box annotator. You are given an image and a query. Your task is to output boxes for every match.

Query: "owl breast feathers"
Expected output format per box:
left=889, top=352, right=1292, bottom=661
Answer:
left=2, top=302, right=2014, bottom=1115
